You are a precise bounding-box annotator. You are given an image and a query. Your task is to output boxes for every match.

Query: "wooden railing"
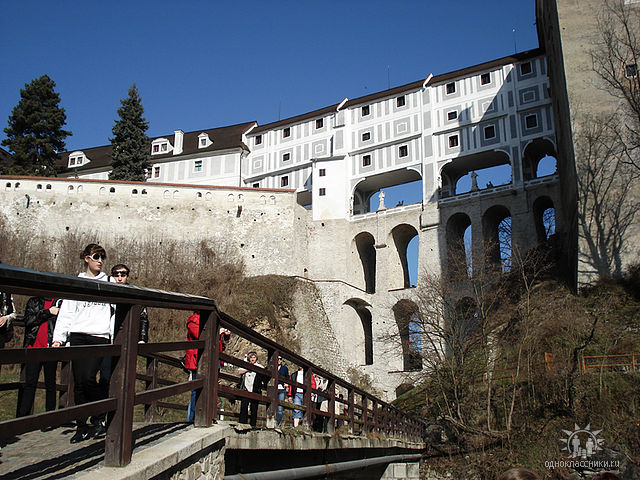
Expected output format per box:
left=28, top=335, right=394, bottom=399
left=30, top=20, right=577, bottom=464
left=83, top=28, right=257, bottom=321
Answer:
left=581, top=353, right=640, bottom=373
left=0, top=264, right=426, bottom=467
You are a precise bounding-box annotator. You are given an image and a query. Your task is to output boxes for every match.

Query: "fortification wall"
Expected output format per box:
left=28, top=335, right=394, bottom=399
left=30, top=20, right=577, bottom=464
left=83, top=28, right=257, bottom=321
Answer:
left=0, top=176, right=306, bottom=278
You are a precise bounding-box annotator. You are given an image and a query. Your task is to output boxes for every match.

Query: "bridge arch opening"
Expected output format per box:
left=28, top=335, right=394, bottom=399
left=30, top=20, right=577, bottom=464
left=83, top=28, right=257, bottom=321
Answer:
left=389, top=223, right=419, bottom=289
left=482, top=205, right=511, bottom=272
left=446, top=296, right=479, bottom=354
left=352, top=168, right=422, bottom=215
left=344, top=298, right=374, bottom=365
left=533, top=196, right=556, bottom=242
left=446, top=213, right=472, bottom=278
left=354, top=232, right=376, bottom=293
left=440, top=150, right=511, bottom=198
left=522, top=138, right=557, bottom=180
left=392, top=299, right=422, bottom=371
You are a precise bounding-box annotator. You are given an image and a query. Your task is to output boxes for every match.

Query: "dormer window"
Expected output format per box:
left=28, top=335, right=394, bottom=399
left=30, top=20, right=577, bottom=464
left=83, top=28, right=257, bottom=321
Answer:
left=68, top=151, right=86, bottom=168
left=198, top=133, right=212, bottom=149
left=151, top=138, right=172, bottom=155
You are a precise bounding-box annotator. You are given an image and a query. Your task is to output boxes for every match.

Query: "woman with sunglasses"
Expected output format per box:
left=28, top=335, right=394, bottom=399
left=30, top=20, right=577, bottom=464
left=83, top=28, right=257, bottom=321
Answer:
left=52, top=243, right=115, bottom=443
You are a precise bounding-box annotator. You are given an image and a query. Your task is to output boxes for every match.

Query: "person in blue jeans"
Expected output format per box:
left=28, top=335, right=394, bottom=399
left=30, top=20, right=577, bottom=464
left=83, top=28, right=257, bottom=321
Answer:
left=276, top=355, right=289, bottom=425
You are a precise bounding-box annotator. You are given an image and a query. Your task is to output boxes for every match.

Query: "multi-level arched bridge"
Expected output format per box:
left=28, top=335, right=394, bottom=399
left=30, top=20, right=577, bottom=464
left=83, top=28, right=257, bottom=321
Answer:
left=0, top=265, right=425, bottom=479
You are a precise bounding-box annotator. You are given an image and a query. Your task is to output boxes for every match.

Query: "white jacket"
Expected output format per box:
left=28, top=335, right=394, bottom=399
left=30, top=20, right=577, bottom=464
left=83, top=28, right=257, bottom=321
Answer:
left=52, top=271, right=115, bottom=345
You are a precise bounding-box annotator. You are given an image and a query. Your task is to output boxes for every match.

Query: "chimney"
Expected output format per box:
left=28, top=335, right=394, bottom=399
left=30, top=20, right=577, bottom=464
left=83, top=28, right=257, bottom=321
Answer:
left=173, top=130, right=184, bottom=155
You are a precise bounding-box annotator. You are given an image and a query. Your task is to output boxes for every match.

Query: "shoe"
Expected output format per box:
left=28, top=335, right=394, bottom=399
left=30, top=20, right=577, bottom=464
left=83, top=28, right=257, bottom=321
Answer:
left=70, top=428, right=93, bottom=444
left=93, top=425, right=106, bottom=439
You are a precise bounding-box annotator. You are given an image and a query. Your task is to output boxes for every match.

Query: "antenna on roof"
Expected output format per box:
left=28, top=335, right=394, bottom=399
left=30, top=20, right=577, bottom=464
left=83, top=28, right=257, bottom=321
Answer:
left=513, top=28, right=517, bottom=54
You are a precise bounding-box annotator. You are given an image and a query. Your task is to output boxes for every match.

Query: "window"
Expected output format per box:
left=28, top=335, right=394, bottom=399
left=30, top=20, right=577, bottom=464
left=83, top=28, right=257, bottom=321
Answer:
left=154, top=167, right=160, bottom=178
left=255, top=135, right=262, bottom=145
left=480, top=73, right=491, bottom=85
left=69, top=157, right=76, bottom=166
left=194, top=160, right=203, bottom=172
left=316, top=118, right=323, bottom=129
left=520, top=62, right=532, bottom=75
left=283, top=127, right=290, bottom=138
left=146, top=167, right=152, bottom=179
left=399, top=145, right=408, bottom=157
left=448, top=135, right=459, bottom=148
left=362, top=132, right=371, bottom=141
left=283, top=153, right=291, bottom=162
left=625, top=63, right=638, bottom=78
left=361, top=105, right=370, bottom=116
left=153, top=145, right=159, bottom=153
left=252, top=183, right=259, bottom=188
left=396, top=95, right=406, bottom=107
left=319, top=168, right=326, bottom=177
left=484, top=125, right=496, bottom=139
left=522, top=90, right=536, bottom=103
left=280, top=176, right=289, bottom=187
left=447, top=110, right=458, bottom=121
left=446, top=82, right=456, bottom=94
left=362, top=155, right=372, bottom=167
left=319, top=188, right=326, bottom=196
left=200, top=138, right=207, bottom=146
left=161, top=143, right=168, bottom=152
left=525, top=114, right=538, bottom=129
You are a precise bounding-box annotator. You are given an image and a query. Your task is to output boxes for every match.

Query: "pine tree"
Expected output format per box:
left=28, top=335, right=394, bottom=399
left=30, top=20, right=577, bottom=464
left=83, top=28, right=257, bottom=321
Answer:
left=109, top=84, right=150, bottom=181
left=2, top=75, right=71, bottom=176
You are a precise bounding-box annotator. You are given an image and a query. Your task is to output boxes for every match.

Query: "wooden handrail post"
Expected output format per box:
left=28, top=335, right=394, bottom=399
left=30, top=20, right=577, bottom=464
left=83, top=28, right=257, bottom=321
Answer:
left=362, top=395, right=369, bottom=434
left=105, top=304, right=140, bottom=467
left=194, top=309, right=219, bottom=427
left=266, top=348, right=278, bottom=428
left=347, top=387, right=354, bottom=434
left=302, top=367, right=313, bottom=428
left=327, top=379, right=335, bottom=434
left=144, top=356, right=158, bottom=423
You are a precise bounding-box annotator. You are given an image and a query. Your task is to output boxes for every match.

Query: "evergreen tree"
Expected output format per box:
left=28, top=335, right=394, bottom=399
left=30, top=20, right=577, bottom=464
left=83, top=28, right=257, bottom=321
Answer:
left=109, top=84, right=150, bottom=181
left=2, top=75, right=71, bottom=176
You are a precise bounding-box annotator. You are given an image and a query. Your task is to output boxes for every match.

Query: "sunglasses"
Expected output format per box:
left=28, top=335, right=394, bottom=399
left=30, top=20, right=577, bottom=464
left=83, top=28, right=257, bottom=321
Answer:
left=113, top=271, right=129, bottom=277
left=87, top=253, right=107, bottom=261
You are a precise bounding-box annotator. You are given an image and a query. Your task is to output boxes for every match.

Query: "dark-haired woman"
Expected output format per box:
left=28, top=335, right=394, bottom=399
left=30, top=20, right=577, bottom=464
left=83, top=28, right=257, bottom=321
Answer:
left=52, top=244, right=115, bottom=443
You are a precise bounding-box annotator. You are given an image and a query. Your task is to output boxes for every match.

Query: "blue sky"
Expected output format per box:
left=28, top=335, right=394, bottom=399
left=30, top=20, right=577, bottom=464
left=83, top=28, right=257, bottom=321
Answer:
left=1, top=1, right=539, bottom=151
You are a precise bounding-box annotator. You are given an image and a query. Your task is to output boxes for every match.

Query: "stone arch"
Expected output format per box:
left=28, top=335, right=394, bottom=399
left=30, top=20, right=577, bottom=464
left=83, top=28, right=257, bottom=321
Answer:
left=482, top=205, right=511, bottom=271
left=344, top=298, right=373, bottom=365
left=440, top=149, right=511, bottom=198
left=354, top=231, right=376, bottom=293
left=392, top=299, right=421, bottom=371
left=533, top=196, right=555, bottom=242
left=109, top=187, right=116, bottom=194
left=448, top=296, right=478, bottom=349
left=132, top=189, right=138, bottom=195
left=446, top=212, right=472, bottom=278
left=388, top=223, right=419, bottom=289
left=522, top=138, right=557, bottom=180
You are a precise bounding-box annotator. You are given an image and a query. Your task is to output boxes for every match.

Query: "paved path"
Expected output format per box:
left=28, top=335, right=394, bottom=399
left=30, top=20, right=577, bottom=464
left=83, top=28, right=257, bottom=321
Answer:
left=0, top=422, right=191, bottom=479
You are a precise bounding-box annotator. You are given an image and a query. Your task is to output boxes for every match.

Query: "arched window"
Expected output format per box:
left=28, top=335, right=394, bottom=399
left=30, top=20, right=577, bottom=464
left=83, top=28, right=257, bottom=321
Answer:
left=354, top=232, right=376, bottom=293
left=344, top=299, right=374, bottom=365
left=393, top=300, right=422, bottom=371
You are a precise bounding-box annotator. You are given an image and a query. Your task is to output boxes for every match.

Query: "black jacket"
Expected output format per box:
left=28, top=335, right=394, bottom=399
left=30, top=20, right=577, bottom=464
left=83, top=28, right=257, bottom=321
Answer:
left=22, top=297, right=57, bottom=347
left=114, top=304, right=149, bottom=342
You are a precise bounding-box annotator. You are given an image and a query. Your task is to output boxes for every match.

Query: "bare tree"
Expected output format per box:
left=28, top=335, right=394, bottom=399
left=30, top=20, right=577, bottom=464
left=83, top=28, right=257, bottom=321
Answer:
left=575, top=113, right=639, bottom=278
left=591, top=0, right=640, bottom=169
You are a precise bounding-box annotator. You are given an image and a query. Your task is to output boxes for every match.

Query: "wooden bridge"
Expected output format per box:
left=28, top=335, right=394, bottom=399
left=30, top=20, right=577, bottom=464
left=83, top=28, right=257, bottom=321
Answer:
left=0, top=264, right=426, bottom=479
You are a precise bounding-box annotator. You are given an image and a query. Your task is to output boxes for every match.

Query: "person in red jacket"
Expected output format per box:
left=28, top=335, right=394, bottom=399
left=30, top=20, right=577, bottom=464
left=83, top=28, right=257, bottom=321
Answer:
left=185, top=312, right=230, bottom=423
